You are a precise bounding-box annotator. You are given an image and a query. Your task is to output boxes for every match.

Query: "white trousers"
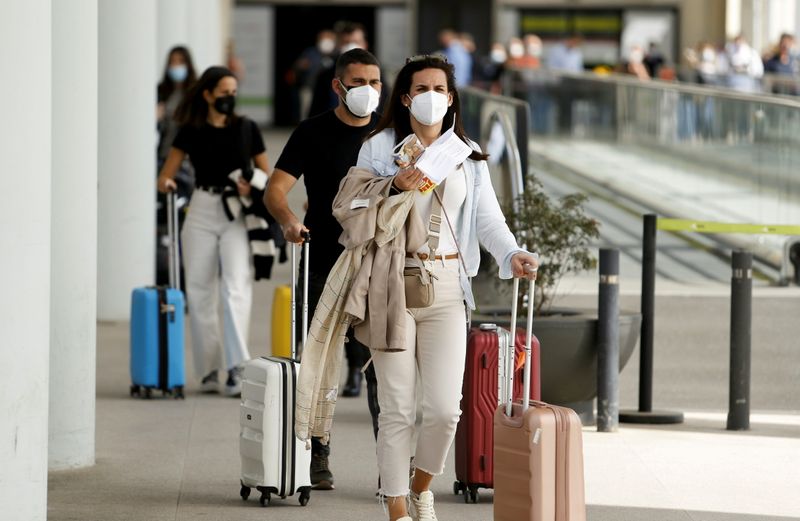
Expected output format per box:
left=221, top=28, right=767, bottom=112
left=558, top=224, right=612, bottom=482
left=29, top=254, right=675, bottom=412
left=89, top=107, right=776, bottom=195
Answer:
left=181, top=189, right=253, bottom=378
left=370, top=258, right=468, bottom=497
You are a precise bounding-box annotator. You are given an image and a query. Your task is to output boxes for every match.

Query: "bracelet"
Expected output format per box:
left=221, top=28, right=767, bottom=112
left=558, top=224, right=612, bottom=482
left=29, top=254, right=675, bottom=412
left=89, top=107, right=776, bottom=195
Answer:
left=389, top=180, right=402, bottom=195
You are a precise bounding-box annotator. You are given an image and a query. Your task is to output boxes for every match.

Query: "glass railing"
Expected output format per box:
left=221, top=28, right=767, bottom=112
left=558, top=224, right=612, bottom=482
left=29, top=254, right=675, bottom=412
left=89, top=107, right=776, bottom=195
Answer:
left=502, top=69, right=800, bottom=207
left=460, top=86, right=530, bottom=206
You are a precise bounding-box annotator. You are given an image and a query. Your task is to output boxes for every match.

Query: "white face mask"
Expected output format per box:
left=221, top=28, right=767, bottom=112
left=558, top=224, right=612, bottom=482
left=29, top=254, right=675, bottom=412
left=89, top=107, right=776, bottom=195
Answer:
left=527, top=44, right=542, bottom=57
left=509, top=43, right=524, bottom=58
left=318, top=38, right=335, bottom=54
left=490, top=49, right=507, bottom=63
left=408, top=90, right=450, bottom=126
left=338, top=80, right=380, bottom=118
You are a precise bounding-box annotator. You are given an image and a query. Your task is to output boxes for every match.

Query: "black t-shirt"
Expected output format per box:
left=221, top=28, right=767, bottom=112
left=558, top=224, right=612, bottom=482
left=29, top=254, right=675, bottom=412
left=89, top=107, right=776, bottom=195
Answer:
left=275, top=110, right=379, bottom=273
left=173, top=118, right=265, bottom=188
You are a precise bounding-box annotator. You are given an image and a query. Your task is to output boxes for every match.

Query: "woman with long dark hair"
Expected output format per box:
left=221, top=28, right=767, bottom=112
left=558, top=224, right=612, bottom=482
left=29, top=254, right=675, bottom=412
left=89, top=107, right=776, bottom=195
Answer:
left=355, top=56, right=538, bottom=521
left=157, top=66, right=268, bottom=397
left=157, top=46, right=197, bottom=163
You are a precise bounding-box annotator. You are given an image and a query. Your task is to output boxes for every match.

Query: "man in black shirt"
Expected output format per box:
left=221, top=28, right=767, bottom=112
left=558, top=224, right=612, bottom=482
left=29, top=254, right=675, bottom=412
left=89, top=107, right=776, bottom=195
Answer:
left=266, top=49, right=382, bottom=491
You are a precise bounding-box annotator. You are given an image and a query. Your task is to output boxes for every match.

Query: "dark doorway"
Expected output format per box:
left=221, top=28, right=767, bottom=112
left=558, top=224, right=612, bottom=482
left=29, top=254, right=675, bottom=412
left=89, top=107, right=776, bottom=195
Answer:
left=274, top=5, right=376, bottom=127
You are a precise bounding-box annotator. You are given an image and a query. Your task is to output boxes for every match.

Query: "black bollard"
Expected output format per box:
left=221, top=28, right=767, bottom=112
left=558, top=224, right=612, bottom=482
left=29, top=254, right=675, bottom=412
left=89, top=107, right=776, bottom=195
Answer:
left=597, top=249, right=620, bottom=432
left=639, top=214, right=656, bottom=412
left=620, top=214, right=683, bottom=424
left=727, top=250, right=752, bottom=431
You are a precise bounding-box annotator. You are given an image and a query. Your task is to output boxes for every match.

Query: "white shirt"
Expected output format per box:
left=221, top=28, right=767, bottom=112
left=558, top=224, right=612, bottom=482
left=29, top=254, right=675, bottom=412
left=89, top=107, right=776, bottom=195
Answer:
left=357, top=128, right=527, bottom=309
left=412, top=166, right=466, bottom=259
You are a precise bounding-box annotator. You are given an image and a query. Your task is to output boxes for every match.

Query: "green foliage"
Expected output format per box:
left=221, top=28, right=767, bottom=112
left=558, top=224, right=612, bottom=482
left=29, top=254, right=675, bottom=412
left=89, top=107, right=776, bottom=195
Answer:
left=502, top=176, right=600, bottom=313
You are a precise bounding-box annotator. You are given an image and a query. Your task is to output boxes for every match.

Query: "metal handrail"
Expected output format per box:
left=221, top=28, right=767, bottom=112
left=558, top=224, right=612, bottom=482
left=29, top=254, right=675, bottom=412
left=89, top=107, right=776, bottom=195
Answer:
left=506, top=68, right=800, bottom=109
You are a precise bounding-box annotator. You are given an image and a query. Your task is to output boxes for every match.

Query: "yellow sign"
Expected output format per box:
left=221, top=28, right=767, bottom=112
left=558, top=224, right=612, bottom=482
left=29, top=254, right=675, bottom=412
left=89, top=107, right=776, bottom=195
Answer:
left=657, top=218, right=800, bottom=236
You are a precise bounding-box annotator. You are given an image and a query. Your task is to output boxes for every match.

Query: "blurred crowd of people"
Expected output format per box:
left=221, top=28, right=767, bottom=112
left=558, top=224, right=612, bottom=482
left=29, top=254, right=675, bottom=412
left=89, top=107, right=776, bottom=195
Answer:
left=685, top=33, right=798, bottom=94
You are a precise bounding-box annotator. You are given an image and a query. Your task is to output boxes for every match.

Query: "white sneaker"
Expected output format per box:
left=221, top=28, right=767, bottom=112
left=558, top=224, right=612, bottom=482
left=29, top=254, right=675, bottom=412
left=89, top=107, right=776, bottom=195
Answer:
left=200, top=370, right=218, bottom=394
left=409, top=490, right=437, bottom=521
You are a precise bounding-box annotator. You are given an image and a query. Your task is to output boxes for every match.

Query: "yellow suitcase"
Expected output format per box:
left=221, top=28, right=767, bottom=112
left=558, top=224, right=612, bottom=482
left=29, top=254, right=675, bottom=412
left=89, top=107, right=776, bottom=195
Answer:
left=271, top=285, right=292, bottom=358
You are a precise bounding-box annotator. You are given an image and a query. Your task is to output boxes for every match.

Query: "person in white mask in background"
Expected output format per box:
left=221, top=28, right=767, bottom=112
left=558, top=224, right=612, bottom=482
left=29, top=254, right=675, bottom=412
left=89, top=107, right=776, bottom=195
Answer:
left=355, top=55, right=539, bottom=521
left=309, top=21, right=376, bottom=117
left=265, top=48, right=383, bottom=491
left=723, top=34, right=764, bottom=93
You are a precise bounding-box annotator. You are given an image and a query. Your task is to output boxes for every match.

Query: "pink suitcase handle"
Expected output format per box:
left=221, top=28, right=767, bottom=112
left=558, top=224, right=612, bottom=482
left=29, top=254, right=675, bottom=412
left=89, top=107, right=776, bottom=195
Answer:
left=505, top=273, right=537, bottom=417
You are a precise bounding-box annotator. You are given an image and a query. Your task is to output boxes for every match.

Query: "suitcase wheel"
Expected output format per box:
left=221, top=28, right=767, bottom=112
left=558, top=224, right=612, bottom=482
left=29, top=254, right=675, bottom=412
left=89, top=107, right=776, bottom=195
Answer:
left=453, top=480, right=464, bottom=496
left=259, top=491, right=270, bottom=507
left=298, top=486, right=311, bottom=506
left=130, top=385, right=141, bottom=398
left=144, top=387, right=153, bottom=399
left=465, top=485, right=480, bottom=504
left=239, top=483, right=251, bottom=501
left=174, top=387, right=185, bottom=400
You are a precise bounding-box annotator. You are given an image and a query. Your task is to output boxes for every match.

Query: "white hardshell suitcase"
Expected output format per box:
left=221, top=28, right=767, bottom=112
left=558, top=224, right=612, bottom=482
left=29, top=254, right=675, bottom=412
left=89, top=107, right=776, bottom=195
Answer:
left=239, top=236, right=312, bottom=507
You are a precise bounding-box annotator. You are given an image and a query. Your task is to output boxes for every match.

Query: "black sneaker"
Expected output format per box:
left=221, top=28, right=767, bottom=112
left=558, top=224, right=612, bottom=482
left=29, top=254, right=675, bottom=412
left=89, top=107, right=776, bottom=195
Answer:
left=342, top=367, right=362, bottom=397
left=310, top=450, right=335, bottom=490
left=224, top=366, right=243, bottom=397
left=200, top=370, right=219, bottom=394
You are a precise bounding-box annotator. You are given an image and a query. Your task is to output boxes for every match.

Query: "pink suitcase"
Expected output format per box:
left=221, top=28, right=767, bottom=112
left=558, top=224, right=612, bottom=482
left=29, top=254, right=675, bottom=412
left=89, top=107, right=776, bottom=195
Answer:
left=493, top=278, right=587, bottom=521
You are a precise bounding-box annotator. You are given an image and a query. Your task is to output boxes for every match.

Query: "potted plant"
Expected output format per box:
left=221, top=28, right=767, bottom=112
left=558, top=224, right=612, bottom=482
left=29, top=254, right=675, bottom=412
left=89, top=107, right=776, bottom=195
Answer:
left=474, top=176, right=641, bottom=423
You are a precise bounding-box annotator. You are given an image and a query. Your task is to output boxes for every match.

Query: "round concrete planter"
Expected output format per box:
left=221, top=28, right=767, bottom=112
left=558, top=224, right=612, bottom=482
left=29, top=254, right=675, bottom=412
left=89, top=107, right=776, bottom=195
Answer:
left=472, top=307, right=641, bottom=424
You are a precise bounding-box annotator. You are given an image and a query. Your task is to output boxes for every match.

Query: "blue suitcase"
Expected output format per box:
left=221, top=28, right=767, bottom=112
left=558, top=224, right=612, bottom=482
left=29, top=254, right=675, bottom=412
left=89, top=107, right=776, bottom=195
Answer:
left=130, top=192, right=186, bottom=399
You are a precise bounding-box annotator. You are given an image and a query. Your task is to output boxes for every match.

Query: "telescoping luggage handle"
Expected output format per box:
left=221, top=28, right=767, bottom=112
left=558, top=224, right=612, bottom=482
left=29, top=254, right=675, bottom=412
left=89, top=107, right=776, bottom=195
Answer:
left=504, top=271, right=537, bottom=418
left=290, top=232, right=310, bottom=360
left=166, top=191, right=181, bottom=291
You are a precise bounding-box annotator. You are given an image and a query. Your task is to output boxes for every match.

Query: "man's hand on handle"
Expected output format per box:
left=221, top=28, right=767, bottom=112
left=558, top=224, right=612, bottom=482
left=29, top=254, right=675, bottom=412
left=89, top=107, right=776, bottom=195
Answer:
left=282, top=220, right=309, bottom=244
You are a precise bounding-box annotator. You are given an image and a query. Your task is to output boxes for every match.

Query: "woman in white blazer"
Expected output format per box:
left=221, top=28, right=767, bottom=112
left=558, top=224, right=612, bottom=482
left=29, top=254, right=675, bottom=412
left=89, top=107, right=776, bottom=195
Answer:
left=356, top=55, right=538, bottom=521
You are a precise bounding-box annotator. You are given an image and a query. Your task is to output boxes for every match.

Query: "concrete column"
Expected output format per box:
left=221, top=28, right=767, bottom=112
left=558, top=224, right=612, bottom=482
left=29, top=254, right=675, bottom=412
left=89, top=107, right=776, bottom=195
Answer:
left=49, top=0, right=98, bottom=470
left=98, top=0, right=157, bottom=321
left=157, top=0, right=191, bottom=76
left=0, top=1, right=52, bottom=519
left=188, top=0, right=226, bottom=71
left=157, top=0, right=229, bottom=75
left=727, top=0, right=743, bottom=39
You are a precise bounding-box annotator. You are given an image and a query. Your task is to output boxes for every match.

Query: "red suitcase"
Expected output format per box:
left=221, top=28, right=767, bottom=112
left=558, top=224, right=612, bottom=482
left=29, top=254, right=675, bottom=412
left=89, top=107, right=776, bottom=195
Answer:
left=453, top=321, right=541, bottom=503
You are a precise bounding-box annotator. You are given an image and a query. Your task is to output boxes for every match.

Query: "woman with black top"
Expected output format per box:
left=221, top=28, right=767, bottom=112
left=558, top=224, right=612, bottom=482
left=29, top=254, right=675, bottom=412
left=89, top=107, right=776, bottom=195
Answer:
left=157, top=66, right=268, bottom=396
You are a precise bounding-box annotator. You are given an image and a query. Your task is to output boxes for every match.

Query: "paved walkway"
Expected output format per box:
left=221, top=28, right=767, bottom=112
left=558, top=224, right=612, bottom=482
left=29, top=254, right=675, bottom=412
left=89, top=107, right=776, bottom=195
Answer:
left=46, top=130, right=800, bottom=520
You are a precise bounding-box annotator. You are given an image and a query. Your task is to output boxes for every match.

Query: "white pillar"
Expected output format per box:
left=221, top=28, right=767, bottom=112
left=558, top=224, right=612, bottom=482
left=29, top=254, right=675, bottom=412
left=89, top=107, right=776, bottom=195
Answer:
left=188, top=0, right=225, bottom=71
left=98, top=0, right=158, bottom=321
left=157, top=0, right=191, bottom=77
left=49, top=0, right=98, bottom=470
left=726, top=0, right=742, bottom=39
left=0, top=1, right=52, bottom=519
left=157, top=0, right=229, bottom=77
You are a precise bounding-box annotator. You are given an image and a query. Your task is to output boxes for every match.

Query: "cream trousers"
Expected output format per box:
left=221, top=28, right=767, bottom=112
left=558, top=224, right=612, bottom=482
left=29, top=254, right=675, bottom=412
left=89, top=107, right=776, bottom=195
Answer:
left=181, top=189, right=253, bottom=378
left=370, top=257, right=468, bottom=497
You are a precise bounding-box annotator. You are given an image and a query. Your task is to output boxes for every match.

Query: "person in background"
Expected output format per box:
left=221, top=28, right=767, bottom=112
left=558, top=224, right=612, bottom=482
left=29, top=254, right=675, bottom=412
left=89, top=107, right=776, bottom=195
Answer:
left=290, top=29, right=336, bottom=121
left=547, top=34, right=584, bottom=72
left=226, top=39, right=246, bottom=84
left=626, top=45, right=651, bottom=80
left=157, top=66, right=269, bottom=397
left=643, top=42, right=665, bottom=78
left=474, top=42, right=507, bottom=93
left=764, top=33, right=799, bottom=95
left=685, top=42, right=722, bottom=85
left=308, top=21, right=370, bottom=117
left=355, top=55, right=539, bottom=521
left=765, top=33, right=799, bottom=75
left=723, top=34, right=764, bottom=93
left=438, top=29, right=472, bottom=87
left=266, top=49, right=383, bottom=491
left=524, top=33, right=544, bottom=63
left=157, top=46, right=197, bottom=166
left=156, top=46, right=197, bottom=288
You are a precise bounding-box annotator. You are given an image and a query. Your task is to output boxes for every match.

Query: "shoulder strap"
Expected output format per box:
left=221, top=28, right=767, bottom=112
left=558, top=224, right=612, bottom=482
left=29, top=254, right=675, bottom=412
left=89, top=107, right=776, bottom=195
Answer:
left=426, top=180, right=446, bottom=262
left=239, top=117, right=253, bottom=180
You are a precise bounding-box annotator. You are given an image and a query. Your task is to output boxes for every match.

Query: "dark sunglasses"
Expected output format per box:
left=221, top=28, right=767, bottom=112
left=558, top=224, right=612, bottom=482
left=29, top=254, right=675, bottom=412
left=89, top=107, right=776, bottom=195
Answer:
left=405, top=54, right=448, bottom=64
